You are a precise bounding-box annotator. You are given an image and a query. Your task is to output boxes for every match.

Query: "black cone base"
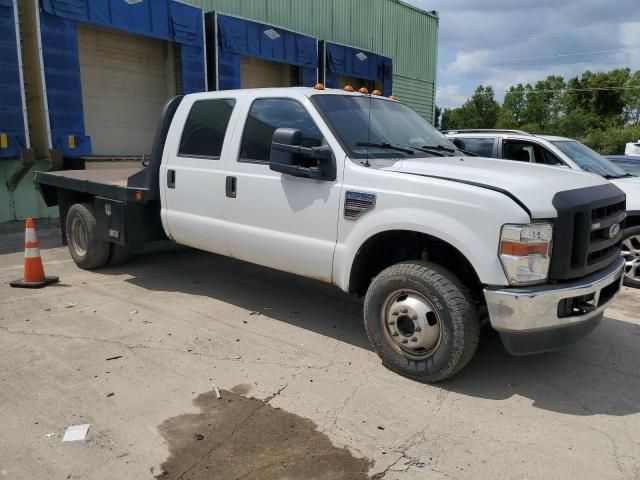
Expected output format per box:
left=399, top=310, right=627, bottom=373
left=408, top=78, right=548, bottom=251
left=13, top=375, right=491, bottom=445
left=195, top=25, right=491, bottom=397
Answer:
left=10, top=276, right=59, bottom=289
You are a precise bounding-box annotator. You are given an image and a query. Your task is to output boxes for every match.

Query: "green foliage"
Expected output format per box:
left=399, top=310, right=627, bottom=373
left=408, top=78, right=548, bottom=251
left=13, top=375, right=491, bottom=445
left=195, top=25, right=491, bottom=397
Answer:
left=497, top=84, right=526, bottom=128
left=441, top=85, right=499, bottom=130
left=436, top=68, right=640, bottom=154
left=582, top=126, right=640, bottom=155
left=624, top=71, right=640, bottom=125
left=434, top=105, right=442, bottom=129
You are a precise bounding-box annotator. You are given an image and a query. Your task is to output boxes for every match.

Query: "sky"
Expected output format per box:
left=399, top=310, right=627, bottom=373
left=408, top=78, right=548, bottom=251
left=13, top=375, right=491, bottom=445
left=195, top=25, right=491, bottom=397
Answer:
left=406, top=0, right=640, bottom=108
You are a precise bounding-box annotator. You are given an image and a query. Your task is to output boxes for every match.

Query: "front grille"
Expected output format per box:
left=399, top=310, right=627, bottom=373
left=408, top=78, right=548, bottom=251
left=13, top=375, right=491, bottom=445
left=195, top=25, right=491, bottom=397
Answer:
left=592, top=201, right=625, bottom=222
left=549, top=184, right=626, bottom=281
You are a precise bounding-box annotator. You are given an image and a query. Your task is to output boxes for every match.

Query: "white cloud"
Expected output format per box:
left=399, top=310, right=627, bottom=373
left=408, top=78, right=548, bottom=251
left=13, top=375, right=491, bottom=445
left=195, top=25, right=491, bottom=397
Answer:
left=446, top=50, right=491, bottom=75
left=436, top=84, right=468, bottom=107
left=619, top=22, right=640, bottom=70
left=619, top=22, right=640, bottom=46
left=405, top=0, right=640, bottom=108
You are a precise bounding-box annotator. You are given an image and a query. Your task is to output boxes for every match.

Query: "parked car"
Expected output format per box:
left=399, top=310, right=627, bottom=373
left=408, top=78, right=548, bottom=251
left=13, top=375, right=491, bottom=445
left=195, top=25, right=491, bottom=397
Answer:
left=625, top=140, right=640, bottom=157
left=445, top=130, right=640, bottom=288
left=607, top=155, right=640, bottom=176
left=35, top=89, right=625, bottom=381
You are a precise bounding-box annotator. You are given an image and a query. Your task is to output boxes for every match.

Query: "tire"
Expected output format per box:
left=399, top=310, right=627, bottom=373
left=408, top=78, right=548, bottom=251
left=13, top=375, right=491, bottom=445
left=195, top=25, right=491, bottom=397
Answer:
left=65, top=203, right=111, bottom=270
left=363, top=261, right=480, bottom=382
left=621, top=226, right=640, bottom=288
left=109, top=244, right=132, bottom=266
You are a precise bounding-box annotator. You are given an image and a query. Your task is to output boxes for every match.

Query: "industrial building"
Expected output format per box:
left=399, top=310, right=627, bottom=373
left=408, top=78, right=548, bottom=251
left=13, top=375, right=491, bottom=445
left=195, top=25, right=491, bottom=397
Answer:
left=0, top=0, right=438, bottom=222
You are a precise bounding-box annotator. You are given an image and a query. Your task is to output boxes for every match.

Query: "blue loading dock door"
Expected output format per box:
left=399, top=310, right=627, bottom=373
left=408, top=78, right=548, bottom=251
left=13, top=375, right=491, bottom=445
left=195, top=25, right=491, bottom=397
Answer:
left=0, top=0, right=29, bottom=158
left=323, top=42, right=392, bottom=96
left=37, top=0, right=207, bottom=157
left=207, top=13, right=318, bottom=91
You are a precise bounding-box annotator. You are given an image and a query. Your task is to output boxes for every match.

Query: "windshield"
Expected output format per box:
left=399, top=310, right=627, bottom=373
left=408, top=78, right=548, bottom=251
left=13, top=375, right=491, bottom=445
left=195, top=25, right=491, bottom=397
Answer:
left=612, top=161, right=640, bottom=176
left=551, top=140, right=628, bottom=178
left=311, top=95, right=457, bottom=159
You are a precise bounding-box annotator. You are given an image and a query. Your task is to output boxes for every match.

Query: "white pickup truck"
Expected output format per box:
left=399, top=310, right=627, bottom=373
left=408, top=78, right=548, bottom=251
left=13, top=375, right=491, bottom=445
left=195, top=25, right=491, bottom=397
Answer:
left=36, top=87, right=626, bottom=382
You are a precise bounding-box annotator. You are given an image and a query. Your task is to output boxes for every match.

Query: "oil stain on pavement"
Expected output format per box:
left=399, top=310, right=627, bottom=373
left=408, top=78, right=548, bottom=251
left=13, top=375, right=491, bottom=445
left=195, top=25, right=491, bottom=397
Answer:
left=155, top=387, right=372, bottom=479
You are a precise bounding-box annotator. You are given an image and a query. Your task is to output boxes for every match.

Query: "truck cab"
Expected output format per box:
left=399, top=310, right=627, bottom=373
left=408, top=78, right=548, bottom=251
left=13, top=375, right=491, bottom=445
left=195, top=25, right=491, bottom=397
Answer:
left=36, top=88, right=626, bottom=382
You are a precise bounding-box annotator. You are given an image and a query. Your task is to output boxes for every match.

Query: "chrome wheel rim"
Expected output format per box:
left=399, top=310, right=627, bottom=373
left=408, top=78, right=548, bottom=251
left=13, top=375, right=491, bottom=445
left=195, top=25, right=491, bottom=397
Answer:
left=70, top=216, right=89, bottom=257
left=622, top=234, right=640, bottom=282
left=381, top=289, right=442, bottom=360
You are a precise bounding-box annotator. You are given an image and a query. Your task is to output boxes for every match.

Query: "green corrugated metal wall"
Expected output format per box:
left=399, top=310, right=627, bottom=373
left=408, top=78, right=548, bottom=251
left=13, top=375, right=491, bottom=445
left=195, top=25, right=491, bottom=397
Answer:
left=182, top=0, right=438, bottom=121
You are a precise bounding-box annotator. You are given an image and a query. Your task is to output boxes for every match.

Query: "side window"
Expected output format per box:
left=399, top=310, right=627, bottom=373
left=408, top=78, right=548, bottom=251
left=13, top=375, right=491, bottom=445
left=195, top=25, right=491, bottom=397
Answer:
left=178, top=99, right=236, bottom=158
left=239, top=98, right=323, bottom=163
left=455, top=137, right=495, bottom=157
left=533, top=145, right=564, bottom=166
left=503, top=141, right=535, bottom=163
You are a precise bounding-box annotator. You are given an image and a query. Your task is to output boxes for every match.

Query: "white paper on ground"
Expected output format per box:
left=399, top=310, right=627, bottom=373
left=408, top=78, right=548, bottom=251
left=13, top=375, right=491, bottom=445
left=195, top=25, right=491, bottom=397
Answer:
left=62, top=424, right=90, bottom=442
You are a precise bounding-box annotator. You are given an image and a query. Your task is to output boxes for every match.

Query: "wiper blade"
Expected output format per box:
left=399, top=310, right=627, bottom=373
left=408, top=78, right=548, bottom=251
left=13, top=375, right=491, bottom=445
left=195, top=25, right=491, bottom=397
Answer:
left=356, top=142, right=415, bottom=155
left=603, top=174, right=632, bottom=179
left=422, top=144, right=478, bottom=157
left=423, top=144, right=457, bottom=152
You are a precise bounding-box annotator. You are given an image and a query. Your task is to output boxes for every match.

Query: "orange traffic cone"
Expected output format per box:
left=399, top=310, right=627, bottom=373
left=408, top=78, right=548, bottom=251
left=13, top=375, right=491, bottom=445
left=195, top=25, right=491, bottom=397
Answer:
left=10, top=218, right=59, bottom=289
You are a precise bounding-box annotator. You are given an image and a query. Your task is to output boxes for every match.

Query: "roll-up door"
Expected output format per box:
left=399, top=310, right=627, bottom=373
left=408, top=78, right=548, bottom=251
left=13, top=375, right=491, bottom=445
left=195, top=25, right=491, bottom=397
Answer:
left=339, top=74, right=383, bottom=92
left=77, top=24, right=177, bottom=157
left=212, top=13, right=317, bottom=91
left=240, top=57, right=298, bottom=89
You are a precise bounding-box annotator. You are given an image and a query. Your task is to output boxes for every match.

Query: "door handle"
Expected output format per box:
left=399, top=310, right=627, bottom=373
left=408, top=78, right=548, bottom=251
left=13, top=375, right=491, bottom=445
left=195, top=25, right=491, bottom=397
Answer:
left=226, top=176, right=237, bottom=198
left=167, top=169, right=176, bottom=189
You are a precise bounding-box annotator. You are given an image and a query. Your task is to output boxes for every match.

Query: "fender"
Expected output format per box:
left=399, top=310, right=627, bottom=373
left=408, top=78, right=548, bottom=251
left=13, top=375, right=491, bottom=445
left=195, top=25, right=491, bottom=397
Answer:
left=332, top=204, right=527, bottom=292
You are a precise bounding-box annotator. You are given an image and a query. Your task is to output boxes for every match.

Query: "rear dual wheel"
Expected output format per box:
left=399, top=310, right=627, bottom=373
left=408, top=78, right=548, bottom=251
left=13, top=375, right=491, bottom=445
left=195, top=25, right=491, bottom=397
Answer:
left=364, top=261, right=479, bottom=382
left=65, top=203, right=131, bottom=270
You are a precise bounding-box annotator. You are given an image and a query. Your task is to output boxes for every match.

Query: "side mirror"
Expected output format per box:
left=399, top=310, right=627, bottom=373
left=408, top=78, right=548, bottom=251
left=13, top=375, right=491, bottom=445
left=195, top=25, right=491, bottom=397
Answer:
left=269, top=128, right=336, bottom=181
left=452, top=138, right=466, bottom=150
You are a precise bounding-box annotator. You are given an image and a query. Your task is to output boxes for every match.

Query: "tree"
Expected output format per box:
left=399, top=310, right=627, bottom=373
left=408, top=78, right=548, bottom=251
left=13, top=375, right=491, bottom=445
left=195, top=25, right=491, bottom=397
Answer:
left=440, top=107, right=466, bottom=130
left=441, top=86, right=499, bottom=130
left=434, top=105, right=442, bottom=129
left=523, top=76, right=565, bottom=131
left=465, top=85, right=499, bottom=128
left=564, top=69, right=630, bottom=129
left=497, top=84, right=526, bottom=128
left=623, top=71, right=640, bottom=125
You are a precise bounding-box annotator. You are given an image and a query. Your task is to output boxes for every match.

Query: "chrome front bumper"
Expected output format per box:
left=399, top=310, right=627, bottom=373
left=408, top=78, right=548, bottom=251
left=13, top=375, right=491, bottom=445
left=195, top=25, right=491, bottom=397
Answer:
left=484, top=257, right=624, bottom=354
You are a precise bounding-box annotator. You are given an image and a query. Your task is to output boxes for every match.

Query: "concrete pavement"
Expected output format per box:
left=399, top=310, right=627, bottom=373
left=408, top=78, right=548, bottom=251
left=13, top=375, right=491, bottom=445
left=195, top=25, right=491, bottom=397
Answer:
left=0, top=223, right=639, bottom=479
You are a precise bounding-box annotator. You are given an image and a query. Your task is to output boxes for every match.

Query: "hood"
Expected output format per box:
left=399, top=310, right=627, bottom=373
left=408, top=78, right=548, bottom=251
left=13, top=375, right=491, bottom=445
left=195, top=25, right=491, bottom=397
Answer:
left=390, top=156, right=610, bottom=218
left=610, top=176, right=640, bottom=211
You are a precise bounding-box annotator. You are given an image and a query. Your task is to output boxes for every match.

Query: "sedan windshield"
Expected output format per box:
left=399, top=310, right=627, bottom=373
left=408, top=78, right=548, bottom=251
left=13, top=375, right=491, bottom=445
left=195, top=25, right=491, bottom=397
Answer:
left=551, top=140, right=628, bottom=178
left=312, top=94, right=458, bottom=160
left=611, top=160, right=640, bottom=176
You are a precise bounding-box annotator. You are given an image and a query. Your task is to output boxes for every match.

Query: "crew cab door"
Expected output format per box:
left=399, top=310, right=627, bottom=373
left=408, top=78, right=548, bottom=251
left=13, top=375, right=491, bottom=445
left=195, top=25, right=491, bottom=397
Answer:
left=223, top=94, right=343, bottom=282
left=161, top=95, right=239, bottom=255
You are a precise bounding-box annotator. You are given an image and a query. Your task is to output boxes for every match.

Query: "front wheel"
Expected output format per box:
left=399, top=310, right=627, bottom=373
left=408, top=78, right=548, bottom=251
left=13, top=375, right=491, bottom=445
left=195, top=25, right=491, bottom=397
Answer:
left=363, top=261, right=480, bottom=382
left=622, top=226, right=640, bottom=288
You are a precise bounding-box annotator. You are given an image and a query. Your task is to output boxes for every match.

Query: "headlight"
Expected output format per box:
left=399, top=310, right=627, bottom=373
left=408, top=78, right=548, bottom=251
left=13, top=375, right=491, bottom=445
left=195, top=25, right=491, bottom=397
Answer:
left=499, top=223, right=553, bottom=286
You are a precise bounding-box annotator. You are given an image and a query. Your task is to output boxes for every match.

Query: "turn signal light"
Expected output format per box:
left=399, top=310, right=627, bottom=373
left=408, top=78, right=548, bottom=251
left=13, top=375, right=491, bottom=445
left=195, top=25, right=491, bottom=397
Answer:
left=135, top=191, right=143, bottom=202
left=499, top=241, right=550, bottom=257
left=313, top=83, right=325, bottom=90
left=358, top=87, right=369, bottom=94
left=343, top=85, right=354, bottom=92
left=371, top=89, right=382, bottom=96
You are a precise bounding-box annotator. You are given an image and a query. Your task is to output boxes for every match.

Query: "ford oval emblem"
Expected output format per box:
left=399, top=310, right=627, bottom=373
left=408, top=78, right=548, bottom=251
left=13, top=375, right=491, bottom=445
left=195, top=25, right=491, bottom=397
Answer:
left=609, top=223, right=621, bottom=239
